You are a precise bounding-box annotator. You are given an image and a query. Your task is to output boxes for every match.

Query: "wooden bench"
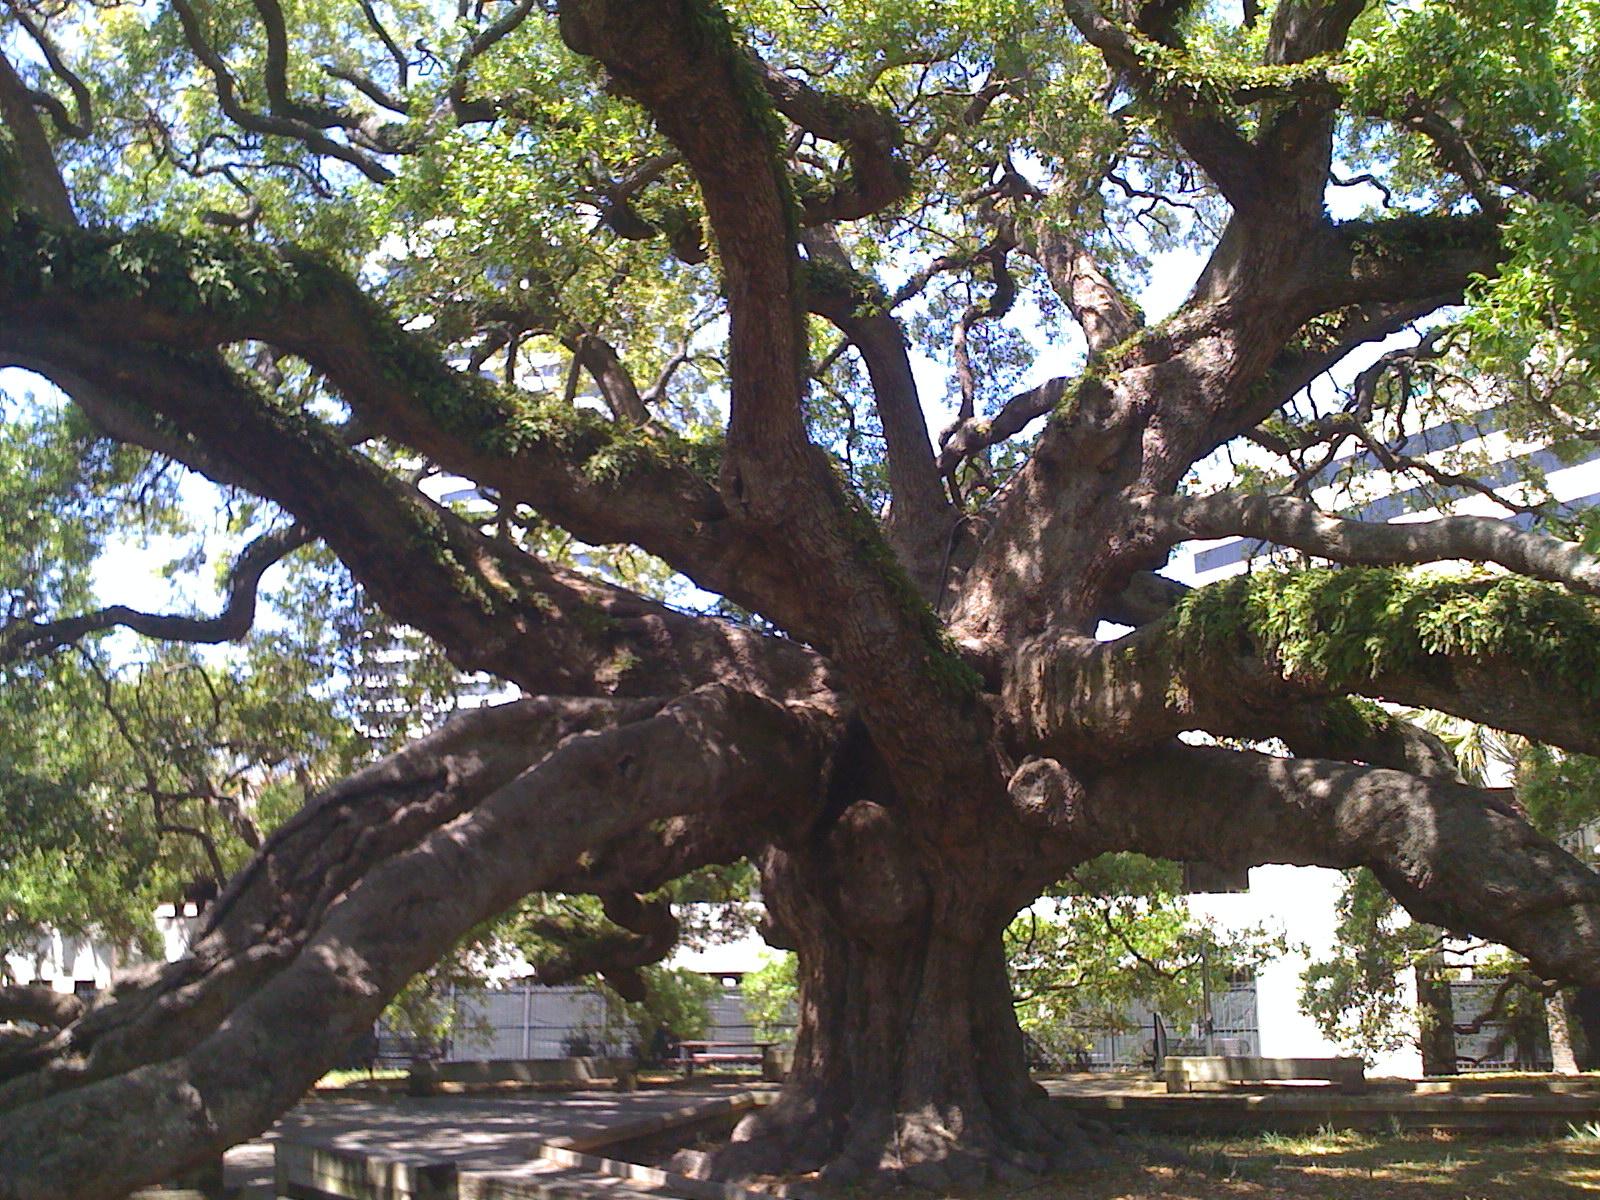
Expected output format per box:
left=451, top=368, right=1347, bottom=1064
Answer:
left=1162, top=1055, right=1366, bottom=1094
left=677, top=1040, right=772, bottom=1076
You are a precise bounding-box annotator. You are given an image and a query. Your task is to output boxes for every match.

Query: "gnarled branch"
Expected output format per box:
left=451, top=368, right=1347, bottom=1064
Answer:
left=0, top=524, right=313, bottom=665
left=1086, top=744, right=1600, bottom=990
left=0, top=685, right=840, bottom=1200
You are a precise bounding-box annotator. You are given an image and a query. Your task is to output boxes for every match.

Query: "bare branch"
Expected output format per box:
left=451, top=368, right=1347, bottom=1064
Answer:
left=1027, top=222, right=1142, bottom=359
left=0, top=326, right=830, bottom=705
left=525, top=893, right=680, bottom=999
left=1060, top=0, right=1270, bottom=212
left=169, top=0, right=396, bottom=183
left=1401, top=100, right=1506, bottom=218
left=750, top=52, right=911, bottom=223
left=0, top=0, right=92, bottom=138
left=449, top=0, right=538, bottom=123
left=1144, top=491, right=1600, bottom=596
left=0, top=525, right=314, bottom=665
left=803, top=230, right=954, bottom=591
left=936, top=376, right=1073, bottom=473
left=355, top=0, right=410, bottom=89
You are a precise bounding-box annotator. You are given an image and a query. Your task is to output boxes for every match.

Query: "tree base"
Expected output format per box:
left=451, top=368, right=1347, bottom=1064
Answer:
left=706, top=1087, right=1107, bottom=1191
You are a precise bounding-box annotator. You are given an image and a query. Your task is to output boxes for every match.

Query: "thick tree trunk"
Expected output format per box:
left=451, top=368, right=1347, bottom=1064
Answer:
left=1416, top=956, right=1458, bottom=1077
left=715, top=802, right=1094, bottom=1187
left=1570, top=987, right=1600, bottom=1070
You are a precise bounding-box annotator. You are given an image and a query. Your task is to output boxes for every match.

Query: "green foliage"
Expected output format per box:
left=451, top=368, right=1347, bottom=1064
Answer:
left=740, top=951, right=798, bottom=1042
left=0, top=641, right=358, bottom=966
left=608, top=964, right=720, bottom=1047
left=1009, top=854, right=1285, bottom=1060
left=1348, top=0, right=1599, bottom=198
left=1174, top=567, right=1600, bottom=699
left=0, top=392, right=375, bottom=966
left=1463, top=200, right=1600, bottom=428
left=1300, top=868, right=1441, bottom=1060
left=1519, top=746, right=1600, bottom=840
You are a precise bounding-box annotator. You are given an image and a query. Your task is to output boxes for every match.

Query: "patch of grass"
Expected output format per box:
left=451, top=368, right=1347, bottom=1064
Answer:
left=760, top=1130, right=1600, bottom=1198
left=1103, top=1129, right=1600, bottom=1197
left=1567, top=1119, right=1600, bottom=1141
left=314, top=1068, right=406, bottom=1089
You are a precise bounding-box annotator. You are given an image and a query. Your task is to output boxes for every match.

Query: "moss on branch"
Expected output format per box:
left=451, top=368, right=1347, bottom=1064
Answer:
left=826, top=455, right=983, bottom=699
left=1172, top=566, right=1600, bottom=700
left=0, top=217, right=721, bottom=487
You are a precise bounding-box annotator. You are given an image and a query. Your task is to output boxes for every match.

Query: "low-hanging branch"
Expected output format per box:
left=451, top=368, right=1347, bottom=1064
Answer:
left=1085, top=743, right=1600, bottom=989
left=0, top=684, right=840, bottom=1200
left=1017, top=568, right=1600, bottom=762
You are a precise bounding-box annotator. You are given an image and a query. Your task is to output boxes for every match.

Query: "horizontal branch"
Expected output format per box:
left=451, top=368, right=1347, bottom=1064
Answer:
left=0, top=696, right=652, bottom=1101
left=1085, top=743, right=1600, bottom=989
left=1145, top=492, right=1600, bottom=596
left=525, top=893, right=680, bottom=1000
left=1014, top=568, right=1600, bottom=762
left=0, top=988, right=83, bottom=1032
left=0, top=524, right=312, bottom=665
left=0, top=325, right=831, bottom=705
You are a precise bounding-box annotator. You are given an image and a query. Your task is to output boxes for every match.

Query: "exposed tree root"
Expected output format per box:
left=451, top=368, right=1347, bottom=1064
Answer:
left=709, top=1090, right=1105, bottom=1191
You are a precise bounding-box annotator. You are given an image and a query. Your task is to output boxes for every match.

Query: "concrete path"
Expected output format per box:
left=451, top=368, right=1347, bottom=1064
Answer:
left=223, top=1086, right=766, bottom=1195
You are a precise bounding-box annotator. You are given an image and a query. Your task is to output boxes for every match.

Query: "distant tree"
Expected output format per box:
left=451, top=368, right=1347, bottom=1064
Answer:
left=1007, top=854, right=1284, bottom=1064
left=1301, top=867, right=1442, bottom=1061
left=740, top=951, right=799, bottom=1044
left=4, top=0, right=1600, bottom=1194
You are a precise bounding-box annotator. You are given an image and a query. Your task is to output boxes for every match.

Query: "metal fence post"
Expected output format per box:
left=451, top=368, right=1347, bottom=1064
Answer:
left=522, top=981, right=533, bottom=1059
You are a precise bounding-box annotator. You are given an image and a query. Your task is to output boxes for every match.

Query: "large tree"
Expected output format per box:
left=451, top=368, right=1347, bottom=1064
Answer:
left=4, top=0, right=1600, bottom=1193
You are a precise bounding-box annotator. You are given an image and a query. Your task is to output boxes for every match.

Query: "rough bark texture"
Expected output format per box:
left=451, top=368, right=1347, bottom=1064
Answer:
left=3, top=0, right=1600, bottom=1195
left=714, top=805, right=1093, bottom=1187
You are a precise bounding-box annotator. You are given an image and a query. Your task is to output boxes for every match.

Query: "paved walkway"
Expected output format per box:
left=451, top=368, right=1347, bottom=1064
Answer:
left=223, top=1086, right=762, bottom=1194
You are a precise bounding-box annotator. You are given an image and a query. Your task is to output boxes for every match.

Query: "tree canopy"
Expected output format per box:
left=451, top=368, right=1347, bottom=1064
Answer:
left=4, top=0, right=1600, bottom=1194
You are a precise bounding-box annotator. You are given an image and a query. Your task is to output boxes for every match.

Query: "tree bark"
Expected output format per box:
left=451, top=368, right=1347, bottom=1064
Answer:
left=1416, top=956, right=1458, bottom=1077
left=1548, top=992, right=1580, bottom=1075
left=714, top=802, right=1093, bottom=1187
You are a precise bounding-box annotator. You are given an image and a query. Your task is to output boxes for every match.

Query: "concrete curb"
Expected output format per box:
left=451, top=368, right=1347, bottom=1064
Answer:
left=274, top=1089, right=780, bottom=1200
left=540, top=1091, right=771, bottom=1155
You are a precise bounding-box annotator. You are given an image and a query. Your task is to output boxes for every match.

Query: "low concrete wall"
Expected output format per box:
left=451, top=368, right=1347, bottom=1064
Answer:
left=276, top=1140, right=456, bottom=1200
left=1053, top=1089, right=1600, bottom=1136
left=432, top=1058, right=631, bottom=1086
left=1163, top=1055, right=1365, bottom=1094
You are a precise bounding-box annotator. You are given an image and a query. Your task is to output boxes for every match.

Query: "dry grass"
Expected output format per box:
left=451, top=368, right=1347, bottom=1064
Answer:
left=807, top=1129, right=1600, bottom=1199
left=992, top=1128, right=1600, bottom=1198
